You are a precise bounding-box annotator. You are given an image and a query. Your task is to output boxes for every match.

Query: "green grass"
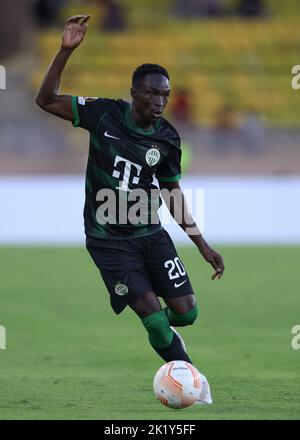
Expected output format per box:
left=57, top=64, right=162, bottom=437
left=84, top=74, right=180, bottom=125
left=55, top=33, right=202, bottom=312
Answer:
left=0, top=246, right=299, bottom=420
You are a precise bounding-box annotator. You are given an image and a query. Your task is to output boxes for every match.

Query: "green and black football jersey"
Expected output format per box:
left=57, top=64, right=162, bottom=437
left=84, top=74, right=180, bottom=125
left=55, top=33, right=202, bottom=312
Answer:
left=71, top=96, right=182, bottom=239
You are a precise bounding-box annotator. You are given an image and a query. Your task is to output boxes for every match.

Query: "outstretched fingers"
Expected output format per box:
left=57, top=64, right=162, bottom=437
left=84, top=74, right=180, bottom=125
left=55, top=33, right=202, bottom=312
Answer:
left=66, top=15, right=91, bottom=25
left=81, top=15, right=91, bottom=24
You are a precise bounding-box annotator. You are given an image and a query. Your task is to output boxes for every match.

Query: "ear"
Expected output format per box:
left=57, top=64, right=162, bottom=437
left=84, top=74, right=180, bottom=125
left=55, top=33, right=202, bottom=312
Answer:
left=130, top=87, right=135, bottom=99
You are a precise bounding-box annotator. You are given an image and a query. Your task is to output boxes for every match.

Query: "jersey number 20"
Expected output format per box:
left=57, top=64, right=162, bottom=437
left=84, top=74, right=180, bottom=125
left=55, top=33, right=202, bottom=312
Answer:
left=164, top=257, right=186, bottom=280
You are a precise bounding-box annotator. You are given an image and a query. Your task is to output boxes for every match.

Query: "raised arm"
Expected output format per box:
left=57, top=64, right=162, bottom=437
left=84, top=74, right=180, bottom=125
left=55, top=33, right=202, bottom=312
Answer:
left=159, top=180, right=225, bottom=280
left=35, top=15, right=90, bottom=120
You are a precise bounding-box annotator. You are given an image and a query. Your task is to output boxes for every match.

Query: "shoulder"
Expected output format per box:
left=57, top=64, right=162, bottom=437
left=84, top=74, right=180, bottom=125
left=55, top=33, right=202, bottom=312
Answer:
left=97, top=98, right=130, bottom=112
left=100, top=98, right=130, bottom=111
left=101, top=98, right=131, bottom=121
left=76, top=96, right=129, bottom=112
left=158, top=117, right=181, bottom=150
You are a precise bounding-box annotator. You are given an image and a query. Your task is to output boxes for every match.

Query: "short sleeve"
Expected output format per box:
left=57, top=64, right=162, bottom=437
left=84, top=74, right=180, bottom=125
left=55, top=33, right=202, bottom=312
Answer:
left=155, top=147, right=182, bottom=182
left=71, top=96, right=112, bottom=132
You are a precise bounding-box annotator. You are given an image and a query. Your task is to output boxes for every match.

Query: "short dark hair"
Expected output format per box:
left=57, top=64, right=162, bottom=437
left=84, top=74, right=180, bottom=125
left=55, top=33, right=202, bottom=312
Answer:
left=132, top=63, right=169, bottom=87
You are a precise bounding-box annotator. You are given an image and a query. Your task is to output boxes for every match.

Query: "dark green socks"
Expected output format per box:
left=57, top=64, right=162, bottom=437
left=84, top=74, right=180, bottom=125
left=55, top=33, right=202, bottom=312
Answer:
left=165, top=304, right=198, bottom=327
left=141, top=309, right=192, bottom=363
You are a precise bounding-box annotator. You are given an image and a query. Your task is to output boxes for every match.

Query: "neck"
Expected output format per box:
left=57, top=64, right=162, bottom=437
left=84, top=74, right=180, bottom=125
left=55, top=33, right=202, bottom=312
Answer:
left=131, top=106, right=153, bottom=131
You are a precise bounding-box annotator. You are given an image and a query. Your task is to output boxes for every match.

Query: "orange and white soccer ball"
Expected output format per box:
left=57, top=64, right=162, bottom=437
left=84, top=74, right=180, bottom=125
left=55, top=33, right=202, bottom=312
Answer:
left=153, top=361, right=205, bottom=409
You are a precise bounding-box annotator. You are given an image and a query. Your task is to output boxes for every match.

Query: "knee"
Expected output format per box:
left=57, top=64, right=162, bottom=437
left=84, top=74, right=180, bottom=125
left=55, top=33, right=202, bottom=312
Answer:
left=142, top=310, right=173, bottom=348
left=181, top=304, right=198, bottom=325
left=167, top=304, right=198, bottom=327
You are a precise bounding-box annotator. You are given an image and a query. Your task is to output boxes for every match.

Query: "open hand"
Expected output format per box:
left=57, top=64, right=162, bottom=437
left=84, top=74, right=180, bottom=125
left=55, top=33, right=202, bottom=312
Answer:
left=61, top=15, right=91, bottom=50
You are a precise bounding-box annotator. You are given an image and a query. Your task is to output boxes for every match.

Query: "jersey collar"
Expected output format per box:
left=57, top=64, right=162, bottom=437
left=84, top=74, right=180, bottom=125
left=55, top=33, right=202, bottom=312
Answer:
left=124, top=105, right=161, bottom=136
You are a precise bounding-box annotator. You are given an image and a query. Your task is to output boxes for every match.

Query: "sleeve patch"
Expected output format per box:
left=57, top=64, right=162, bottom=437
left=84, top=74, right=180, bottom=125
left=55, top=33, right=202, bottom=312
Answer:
left=78, top=97, right=98, bottom=105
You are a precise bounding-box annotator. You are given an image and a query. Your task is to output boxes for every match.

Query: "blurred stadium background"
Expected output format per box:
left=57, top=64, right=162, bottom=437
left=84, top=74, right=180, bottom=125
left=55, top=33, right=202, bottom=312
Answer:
left=1, top=0, right=300, bottom=420
left=1, top=0, right=300, bottom=173
left=1, top=0, right=300, bottom=244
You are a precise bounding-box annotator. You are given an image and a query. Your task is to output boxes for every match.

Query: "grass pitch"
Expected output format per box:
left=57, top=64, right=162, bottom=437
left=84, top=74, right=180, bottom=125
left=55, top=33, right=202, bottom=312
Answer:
left=0, top=246, right=299, bottom=420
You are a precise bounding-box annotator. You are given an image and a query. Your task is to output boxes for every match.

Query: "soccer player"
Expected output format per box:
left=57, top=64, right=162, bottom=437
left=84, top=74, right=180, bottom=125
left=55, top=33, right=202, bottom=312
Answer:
left=36, top=15, right=224, bottom=369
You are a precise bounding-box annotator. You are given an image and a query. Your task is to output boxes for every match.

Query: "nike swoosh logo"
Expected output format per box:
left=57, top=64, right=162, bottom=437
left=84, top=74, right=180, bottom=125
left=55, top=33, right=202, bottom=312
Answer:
left=174, top=279, right=187, bottom=288
left=104, top=131, right=120, bottom=140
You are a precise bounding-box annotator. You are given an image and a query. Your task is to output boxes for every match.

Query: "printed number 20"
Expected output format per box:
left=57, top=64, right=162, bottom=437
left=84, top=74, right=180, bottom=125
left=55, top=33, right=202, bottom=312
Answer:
left=164, top=257, right=186, bottom=280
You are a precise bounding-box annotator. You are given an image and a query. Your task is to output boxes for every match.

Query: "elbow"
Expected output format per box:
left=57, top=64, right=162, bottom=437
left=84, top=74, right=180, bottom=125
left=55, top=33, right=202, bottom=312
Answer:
left=35, top=95, right=45, bottom=109
left=35, top=93, right=56, bottom=110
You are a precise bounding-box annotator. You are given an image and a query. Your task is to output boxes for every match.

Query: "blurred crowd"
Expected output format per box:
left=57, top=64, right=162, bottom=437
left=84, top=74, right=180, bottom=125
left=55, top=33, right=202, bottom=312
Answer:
left=31, top=0, right=266, bottom=28
left=2, top=0, right=300, bottom=176
left=170, top=90, right=265, bottom=155
left=173, top=0, right=266, bottom=18
left=0, top=0, right=267, bottom=59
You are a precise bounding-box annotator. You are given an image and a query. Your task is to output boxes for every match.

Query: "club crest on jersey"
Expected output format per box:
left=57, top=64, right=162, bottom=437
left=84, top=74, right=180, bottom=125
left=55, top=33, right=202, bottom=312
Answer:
left=146, top=146, right=160, bottom=167
left=114, top=282, right=128, bottom=296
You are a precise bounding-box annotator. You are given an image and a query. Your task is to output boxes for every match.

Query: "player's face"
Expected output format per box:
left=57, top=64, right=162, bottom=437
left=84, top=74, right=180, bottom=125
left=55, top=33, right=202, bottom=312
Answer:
left=131, top=74, right=170, bottom=123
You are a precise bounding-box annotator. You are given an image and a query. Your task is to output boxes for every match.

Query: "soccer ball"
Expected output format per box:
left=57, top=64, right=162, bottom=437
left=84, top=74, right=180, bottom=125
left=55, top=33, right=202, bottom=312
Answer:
left=153, top=360, right=202, bottom=409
